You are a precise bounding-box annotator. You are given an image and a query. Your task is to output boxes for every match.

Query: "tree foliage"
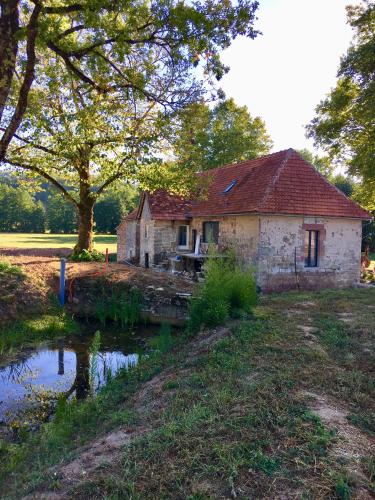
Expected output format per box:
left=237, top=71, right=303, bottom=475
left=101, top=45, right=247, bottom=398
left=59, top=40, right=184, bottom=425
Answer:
left=0, top=183, right=45, bottom=232
left=94, top=185, right=139, bottom=234
left=307, top=1, right=375, bottom=184
left=174, top=98, right=272, bottom=170
left=46, top=191, right=77, bottom=234
left=0, top=0, right=260, bottom=161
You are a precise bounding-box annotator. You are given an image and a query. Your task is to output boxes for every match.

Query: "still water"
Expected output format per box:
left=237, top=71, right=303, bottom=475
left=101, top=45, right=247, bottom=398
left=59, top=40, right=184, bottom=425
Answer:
left=0, top=325, right=159, bottom=435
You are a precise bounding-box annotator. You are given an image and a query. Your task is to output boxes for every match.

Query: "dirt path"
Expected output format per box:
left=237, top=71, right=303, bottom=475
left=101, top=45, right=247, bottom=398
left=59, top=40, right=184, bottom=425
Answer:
left=303, top=391, right=374, bottom=499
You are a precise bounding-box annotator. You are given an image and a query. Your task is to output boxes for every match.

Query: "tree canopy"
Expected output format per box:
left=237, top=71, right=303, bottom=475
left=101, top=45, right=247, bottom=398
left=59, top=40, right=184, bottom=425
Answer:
left=1, top=0, right=261, bottom=252
left=307, top=1, right=375, bottom=185
left=173, top=98, right=272, bottom=170
left=0, top=0, right=260, bottom=161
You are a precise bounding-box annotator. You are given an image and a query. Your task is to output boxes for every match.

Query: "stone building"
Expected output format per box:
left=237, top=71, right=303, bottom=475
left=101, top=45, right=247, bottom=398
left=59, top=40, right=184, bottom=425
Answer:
left=117, top=149, right=371, bottom=292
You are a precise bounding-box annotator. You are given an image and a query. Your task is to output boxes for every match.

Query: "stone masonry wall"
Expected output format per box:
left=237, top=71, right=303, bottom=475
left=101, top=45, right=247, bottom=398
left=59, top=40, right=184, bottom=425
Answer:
left=257, top=215, right=362, bottom=292
left=117, top=219, right=139, bottom=262
left=139, top=198, right=155, bottom=266
left=190, top=215, right=260, bottom=264
left=154, top=220, right=179, bottom=263
left=117, top=220, right=126, bottom=261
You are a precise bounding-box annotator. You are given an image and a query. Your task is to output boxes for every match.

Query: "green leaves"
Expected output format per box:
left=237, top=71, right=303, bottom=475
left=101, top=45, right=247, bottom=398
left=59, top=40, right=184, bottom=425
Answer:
left=174, top=98, right=272, bottom=171
left=307, top=2, right=375, bottom=187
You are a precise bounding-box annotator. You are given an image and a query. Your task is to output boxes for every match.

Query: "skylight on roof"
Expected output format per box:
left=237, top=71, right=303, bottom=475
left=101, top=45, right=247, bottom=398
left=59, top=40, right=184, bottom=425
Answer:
left=223, top=179, right=237, bottom=193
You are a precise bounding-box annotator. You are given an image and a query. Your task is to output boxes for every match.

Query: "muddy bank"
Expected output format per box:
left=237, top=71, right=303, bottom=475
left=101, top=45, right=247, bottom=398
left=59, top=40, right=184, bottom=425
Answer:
left=68, top=274, right=193, bottom=325
left=0, top=256, right=195, bottom=326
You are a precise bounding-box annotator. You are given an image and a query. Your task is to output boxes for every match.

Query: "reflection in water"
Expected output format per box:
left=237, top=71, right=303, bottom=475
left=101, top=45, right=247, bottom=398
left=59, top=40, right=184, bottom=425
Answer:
left=0, top=325, right=155, bottom=431
left=58, top=343, right=64, bottom=375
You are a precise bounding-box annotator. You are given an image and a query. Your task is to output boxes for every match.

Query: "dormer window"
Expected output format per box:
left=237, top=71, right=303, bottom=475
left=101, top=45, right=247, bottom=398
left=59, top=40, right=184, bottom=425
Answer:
left=223, top=180, right=237, bottom=193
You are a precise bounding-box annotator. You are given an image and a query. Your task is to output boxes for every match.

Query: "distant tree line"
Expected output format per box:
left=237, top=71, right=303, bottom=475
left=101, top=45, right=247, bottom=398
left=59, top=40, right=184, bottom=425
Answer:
left=0, top=178, right=138, bottom=234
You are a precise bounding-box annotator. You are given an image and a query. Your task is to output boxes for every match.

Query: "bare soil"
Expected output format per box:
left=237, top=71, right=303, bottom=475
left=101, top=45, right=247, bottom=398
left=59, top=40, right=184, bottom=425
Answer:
left=0, top=253, right=194, bottom=325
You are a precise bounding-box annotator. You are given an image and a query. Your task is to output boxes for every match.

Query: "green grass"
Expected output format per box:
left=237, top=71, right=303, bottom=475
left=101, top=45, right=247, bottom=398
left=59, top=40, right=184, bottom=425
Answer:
left=0, top=288, right=374, bottom=498
left=0, top=310, right=77, bottom=358
left=0, top=233, right=117, bottom=253
left=0, top=259, right=24, bottom=277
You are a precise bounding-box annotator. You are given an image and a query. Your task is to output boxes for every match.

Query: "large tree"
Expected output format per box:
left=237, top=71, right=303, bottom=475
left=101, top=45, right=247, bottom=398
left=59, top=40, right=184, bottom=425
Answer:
left=2, top=0, right=260, bottom=252
left=0, top=0, right=259, bottom=162
left=307, top=1, right=375, bottom=184
left=173, top=98, right=272, bottom=170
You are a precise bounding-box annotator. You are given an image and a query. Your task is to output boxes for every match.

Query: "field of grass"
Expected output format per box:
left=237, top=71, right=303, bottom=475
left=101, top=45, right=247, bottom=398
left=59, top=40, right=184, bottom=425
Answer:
left=0, top=233, right=117, bottom=253
left=1, top=287, right=374, bottom=499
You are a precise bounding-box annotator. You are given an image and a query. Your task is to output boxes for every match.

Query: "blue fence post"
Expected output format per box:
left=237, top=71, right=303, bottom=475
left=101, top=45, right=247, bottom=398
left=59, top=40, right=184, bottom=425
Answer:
left=59, top=258, right=66, bottom=306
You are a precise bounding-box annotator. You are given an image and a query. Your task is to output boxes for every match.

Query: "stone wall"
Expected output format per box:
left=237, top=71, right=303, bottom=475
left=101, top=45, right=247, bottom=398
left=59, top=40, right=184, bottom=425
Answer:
left=190, top=215, right=259, bottom=264
left=139, top=198, right=155, bottom=266
left=120, top=203, right=362, bottom=292
left=154, top=220, right=179, bottom=263
left=117, top=219, right=139, bottom=262
left=257, top=215, right=362, bottom=292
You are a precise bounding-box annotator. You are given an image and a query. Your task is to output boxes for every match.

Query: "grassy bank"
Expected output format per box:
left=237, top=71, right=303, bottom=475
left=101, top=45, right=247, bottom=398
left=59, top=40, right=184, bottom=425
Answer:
left=0, top=288, right=374, bottom=499
left=0, top=310, right=77, bottom=362
left=0, top=233, right=116, bottom=253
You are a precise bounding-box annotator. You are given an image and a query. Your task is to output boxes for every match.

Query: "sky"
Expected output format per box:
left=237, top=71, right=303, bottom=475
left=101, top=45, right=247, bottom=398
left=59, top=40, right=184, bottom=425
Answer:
left=219, top=0, right=361, bottom=154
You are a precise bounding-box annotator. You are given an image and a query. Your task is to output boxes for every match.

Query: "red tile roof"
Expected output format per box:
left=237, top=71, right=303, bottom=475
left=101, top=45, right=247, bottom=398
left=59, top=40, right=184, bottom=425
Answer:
left=123, top=208, right=139, bottom=221
left=139, top=149, right=371, bottom=220
left=140, top=190, right=192, bottom=221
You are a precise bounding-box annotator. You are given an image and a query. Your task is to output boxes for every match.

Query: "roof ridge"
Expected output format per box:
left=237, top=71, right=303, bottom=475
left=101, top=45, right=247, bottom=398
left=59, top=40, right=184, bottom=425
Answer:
left=258, top=148, right=294, bottom=210
left=200, top=148, right=292, bottom=174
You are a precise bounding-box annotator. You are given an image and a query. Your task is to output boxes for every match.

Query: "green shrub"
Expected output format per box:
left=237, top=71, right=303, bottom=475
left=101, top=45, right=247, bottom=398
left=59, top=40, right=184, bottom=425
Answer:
left=70, top=249, right=105, bottom=262
left=187, top=249, right=257, bottom=333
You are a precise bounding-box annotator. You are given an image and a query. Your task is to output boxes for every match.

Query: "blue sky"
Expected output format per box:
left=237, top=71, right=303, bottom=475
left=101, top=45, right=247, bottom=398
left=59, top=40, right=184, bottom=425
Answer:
left=219, top=0, right=361, bottom=153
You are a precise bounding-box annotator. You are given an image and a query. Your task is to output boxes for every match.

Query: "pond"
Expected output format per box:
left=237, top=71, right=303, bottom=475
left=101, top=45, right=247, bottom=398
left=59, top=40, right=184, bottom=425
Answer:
left=0, top=324, right=161, bottom=439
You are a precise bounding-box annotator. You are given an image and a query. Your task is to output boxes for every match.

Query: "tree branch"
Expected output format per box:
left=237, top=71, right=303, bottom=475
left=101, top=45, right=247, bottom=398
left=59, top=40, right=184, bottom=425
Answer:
left=0, top=1, right=41, bottom=161
left=96, top=171, right=125, bottom=197
left=0, top=127, right=58, bottom=156
left=54, top=24, right=85, bottom=41
left=47, top=40, right=106, bottom=91
left=0, top=0, right=19, bottom=123
left=5, top=158, right=79, bottom=207
left=43, top=3, right=83, bottom=14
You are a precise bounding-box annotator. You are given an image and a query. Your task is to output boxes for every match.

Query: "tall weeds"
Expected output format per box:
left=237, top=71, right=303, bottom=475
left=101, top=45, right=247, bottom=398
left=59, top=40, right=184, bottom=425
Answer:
left=94, top=288, right=143, bottom=328
left=188, top=249, right=257, bottom=333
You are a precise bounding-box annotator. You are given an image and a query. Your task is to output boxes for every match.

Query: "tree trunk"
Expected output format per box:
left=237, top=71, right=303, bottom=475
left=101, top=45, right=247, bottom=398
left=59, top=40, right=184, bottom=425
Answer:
left=75, top=202, right=94, bottom=253
left=0, top=0, right=19, bottom=122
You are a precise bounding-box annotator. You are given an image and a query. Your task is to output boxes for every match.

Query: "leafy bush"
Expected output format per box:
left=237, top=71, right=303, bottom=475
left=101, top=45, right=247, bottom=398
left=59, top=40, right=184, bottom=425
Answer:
left=187, top=249, right=257, bottom=333
left=70, top=249, right=105, bottom=262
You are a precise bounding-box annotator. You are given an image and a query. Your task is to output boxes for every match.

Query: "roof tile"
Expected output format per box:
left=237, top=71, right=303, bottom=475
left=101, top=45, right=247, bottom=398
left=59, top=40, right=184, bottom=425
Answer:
left=142, top=149, right=371, bottom=220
